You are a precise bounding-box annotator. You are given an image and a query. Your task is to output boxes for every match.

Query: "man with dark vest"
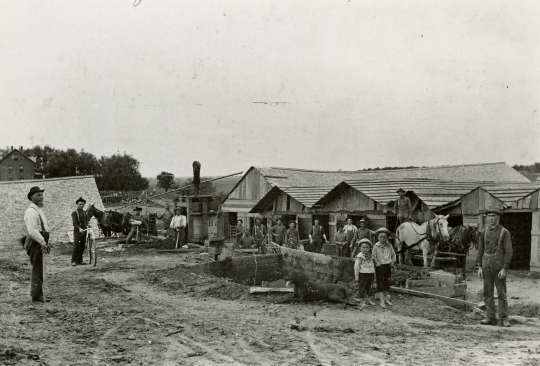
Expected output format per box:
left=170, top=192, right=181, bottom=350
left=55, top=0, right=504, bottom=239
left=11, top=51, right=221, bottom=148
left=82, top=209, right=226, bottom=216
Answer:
left=24, top=186, right=50, bottom=302
left=309, top=219, right=327, bottom=253
left=252, top=218, right=267, bottom=254
left=71, top=197, right=89, bottom=266
left=284, top=220, right=300, bottom=249
left=477, top=206, right=513, bottom=327
left=351, top=218, right=375, bottom=258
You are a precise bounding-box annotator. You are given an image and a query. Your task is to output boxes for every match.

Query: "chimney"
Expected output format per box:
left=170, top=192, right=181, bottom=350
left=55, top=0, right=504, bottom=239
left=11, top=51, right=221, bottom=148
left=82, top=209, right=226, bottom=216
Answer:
left=11, top=146, right=13, bottom=151
left=20, top=146, right=23, bottom=151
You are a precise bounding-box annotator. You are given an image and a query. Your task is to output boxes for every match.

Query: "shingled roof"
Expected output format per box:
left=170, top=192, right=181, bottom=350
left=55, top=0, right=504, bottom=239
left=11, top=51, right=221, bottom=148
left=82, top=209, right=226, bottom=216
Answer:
left=0, top=175, right=104, bottom=249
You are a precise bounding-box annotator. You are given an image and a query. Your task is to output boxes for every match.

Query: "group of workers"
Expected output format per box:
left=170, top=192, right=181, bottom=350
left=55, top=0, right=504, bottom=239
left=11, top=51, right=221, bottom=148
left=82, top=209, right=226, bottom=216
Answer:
left=22, top=185, right=514, bottom=327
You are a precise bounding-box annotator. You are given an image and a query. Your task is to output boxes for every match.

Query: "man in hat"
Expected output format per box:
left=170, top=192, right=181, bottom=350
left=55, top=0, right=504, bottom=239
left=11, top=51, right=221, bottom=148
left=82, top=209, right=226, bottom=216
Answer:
left=157, top=203, right=174, bottom=238
left=170, top=207, right=187, bottom=247
left=270, top=218, right=287, bottom=246
left=477, top=206, right=513, bottom=327
left=252, top=218, right=267, bottom=254
left=236, top=219, right=245, bottom=244
left=24, top=186, right=50, bottom=302
left=351, top=218, right=374, bottom=258
left=71, top=197, right=89, bottom=266
left=309, top=219, right=327, bottom=253
left=284, top=220, right=300, bottom=249
left=126, top=207, right=144, bottom=244
left=395, top=188, right=413, bottom=225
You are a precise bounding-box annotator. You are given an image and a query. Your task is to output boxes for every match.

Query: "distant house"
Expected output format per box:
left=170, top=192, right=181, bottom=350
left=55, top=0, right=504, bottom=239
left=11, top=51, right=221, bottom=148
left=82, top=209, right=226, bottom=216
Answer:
left=0, top=147, right=39, bottom=181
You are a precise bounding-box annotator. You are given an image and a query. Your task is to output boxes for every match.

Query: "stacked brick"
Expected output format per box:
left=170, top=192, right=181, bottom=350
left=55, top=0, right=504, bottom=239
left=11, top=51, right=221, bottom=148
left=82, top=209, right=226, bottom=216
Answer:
left=0, top=175, right=104, bottom=249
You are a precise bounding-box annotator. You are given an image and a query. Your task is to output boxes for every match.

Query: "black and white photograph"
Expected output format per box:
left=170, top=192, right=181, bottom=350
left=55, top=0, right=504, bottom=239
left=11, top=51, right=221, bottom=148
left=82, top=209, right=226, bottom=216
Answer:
left=1, top=1, right=539, bottom=365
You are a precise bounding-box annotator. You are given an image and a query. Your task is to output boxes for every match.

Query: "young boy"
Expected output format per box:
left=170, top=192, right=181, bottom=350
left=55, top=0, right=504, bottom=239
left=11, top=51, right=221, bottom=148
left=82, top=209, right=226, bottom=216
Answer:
left=372, top=228, right=396, bottom=309
left=354, top=239, right=376, bottom=306
left=335, top=224, right=348, bottom=257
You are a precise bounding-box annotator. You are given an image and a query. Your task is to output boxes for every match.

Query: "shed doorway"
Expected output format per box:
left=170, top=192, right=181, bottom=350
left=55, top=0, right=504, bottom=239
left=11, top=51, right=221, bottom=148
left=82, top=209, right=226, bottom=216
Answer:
left=500, top=213, right=532, bottom=269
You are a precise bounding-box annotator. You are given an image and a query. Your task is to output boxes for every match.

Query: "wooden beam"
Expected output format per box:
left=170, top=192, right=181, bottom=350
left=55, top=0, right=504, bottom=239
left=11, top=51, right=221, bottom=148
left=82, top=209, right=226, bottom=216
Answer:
left=389, top=287, right=479, bottom=309
left=249, top=287, right=294, bottom=294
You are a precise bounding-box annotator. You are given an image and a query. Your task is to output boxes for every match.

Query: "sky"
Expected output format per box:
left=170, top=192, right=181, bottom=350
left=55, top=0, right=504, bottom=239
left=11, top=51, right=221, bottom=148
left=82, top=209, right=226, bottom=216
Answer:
left=1, top=0, right=539, bottom=177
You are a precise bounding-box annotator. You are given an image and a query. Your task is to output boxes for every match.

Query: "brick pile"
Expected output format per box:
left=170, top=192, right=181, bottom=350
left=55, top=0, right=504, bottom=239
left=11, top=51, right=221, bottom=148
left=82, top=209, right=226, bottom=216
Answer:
left=0, top=175, right=104, bottom=249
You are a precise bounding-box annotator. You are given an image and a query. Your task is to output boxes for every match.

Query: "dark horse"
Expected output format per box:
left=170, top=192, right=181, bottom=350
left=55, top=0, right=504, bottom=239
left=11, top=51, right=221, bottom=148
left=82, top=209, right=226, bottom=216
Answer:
left=87, top=204, right=127, bottom=237
left=431, top=225, right=479, bottom=277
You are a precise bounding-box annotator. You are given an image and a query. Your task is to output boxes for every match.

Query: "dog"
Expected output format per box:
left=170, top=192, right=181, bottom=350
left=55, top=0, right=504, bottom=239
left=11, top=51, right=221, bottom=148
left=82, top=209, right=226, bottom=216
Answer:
left=279, top=272, right=356, bottom=308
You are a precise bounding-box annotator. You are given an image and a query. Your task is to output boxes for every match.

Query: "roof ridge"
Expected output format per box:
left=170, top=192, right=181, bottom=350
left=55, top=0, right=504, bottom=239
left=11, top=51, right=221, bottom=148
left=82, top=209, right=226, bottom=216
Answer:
left=0, top=175, right=95, bottom=185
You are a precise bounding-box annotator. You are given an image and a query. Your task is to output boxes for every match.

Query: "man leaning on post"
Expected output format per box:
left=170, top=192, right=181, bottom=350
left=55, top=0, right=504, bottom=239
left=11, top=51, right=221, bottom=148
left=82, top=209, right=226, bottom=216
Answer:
left=477, top=206, right=513, bottom=327
left=24, top=186, right=51, bottom=302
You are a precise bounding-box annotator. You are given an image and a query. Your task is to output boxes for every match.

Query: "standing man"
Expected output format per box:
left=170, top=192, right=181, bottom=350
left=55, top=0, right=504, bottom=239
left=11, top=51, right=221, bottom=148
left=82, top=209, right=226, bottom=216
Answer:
left=477, top=206, right=513, bottom=327
left=157, top=203, right=174, bottom=238
left=71, top=197, right=88, bottom=266
left=126, top=207, right=144, bottom=244
left=284, top=220, right=300, bottom=249
left=270, top=219, right=287, bottom=246
left=395, top=188, right=413, bottom=226
left=343, top=218, right=357, bottom=257
left=309, top=219, right=327, bottom=253
left=351, top=218, right=374, bottom=258
left=236, top=219, right=245, bottom=244
left=24, top=186, right=50, bottom=302
left=334, top=224, right=348, bottom=257
left=252, top=218, right=267, bottom=254
left=170, top=207, right=187, bottom=248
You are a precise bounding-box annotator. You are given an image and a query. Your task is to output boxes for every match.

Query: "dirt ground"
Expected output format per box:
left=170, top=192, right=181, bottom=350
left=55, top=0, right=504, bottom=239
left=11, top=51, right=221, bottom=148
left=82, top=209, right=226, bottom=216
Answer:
left=2, top=239, right=540, bottom=366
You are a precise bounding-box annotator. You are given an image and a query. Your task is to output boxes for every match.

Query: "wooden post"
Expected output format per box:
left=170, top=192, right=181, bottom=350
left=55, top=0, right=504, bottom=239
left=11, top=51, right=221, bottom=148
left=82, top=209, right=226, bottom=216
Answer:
left=530, top=212, right=540, bottom=272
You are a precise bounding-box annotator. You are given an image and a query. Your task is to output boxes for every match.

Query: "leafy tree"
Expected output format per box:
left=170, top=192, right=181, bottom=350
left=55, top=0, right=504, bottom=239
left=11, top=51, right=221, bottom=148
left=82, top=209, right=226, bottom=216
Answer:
left=513, top=163, right=540, bottom=173
left=156, top=171, right=177, bottom=192
left=96, top=153, right=149, bottom=191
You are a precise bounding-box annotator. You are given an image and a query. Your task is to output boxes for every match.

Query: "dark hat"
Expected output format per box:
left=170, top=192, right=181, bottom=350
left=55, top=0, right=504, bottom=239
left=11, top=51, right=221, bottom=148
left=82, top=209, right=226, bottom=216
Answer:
left=27, top=186, right=44, bottom=201
left=375, top=228, right=392, bottom=236
left=289, top=220, right=296, bottom=225
left=484, top=206, right=503, bottom=216
left=133, top=206, right=143, bottom=211
left=76, top=197, right=86, bottom=204
left=396, top=188, right=405, bottom=194
left=254, top=217, right=262, bottom=222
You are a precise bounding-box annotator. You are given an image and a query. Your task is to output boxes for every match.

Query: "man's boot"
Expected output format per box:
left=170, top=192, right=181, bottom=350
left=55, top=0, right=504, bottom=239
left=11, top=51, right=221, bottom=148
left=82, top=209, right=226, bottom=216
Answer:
left=480, top=318, right=496, bottom=326
left=499, top=319, right=511, bottom=327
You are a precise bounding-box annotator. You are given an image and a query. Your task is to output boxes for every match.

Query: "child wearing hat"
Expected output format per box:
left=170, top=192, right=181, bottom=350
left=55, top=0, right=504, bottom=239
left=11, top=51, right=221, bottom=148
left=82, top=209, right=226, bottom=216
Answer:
left=354, top=239, right=376, bottom=306
left=372, top=228, right=396, bottom=309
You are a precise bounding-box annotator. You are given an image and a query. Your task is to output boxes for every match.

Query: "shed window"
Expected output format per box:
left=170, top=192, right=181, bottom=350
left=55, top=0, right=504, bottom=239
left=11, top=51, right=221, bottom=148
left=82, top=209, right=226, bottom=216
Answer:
left=8, top=165, right=13, bottom=173
left=13, top=153, right=18, bottom=161
left=19, top=165, right=24, bottom=172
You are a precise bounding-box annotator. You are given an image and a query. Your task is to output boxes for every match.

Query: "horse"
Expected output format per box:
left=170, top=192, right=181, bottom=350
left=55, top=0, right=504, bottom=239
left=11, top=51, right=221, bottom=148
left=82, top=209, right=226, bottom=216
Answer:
left=394, top=214, right=450, bottom=268
left=87, top=204, right=112, bottom=237
left=430, top=224, right=479, bottom=276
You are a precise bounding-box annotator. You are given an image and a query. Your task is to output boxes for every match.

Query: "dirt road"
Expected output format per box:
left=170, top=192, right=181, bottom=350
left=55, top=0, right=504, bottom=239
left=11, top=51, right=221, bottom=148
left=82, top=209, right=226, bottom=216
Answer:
left=2, top=241, right=540, bottom=366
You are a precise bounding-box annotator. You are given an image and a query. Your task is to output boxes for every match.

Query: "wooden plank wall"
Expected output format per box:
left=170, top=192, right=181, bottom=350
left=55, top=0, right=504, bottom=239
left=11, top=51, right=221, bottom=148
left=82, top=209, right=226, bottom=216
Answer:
left=227, top=168, right=272, bottom=201
left=531, top=212, right=540, bottom=272
left=322, top=186, right=376, bottom=212
left=266, top=192, right=305, bottom=214
left=461, top=188, right=505, bottom=215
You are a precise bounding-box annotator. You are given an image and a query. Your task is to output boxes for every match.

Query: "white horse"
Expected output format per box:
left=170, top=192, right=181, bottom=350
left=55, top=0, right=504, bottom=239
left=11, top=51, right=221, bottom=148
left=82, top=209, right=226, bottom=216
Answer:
left=394, top=214, right=450, bottom=268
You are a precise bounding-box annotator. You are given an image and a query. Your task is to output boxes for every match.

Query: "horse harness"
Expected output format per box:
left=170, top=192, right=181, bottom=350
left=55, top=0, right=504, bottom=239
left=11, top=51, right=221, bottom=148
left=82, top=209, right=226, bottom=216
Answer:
left=395, top=218, right=442, bottom=254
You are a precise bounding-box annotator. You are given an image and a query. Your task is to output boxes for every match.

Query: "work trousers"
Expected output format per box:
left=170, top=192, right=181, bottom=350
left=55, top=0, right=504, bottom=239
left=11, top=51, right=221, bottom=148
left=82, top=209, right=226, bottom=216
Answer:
left=28, top=243, right=44, bottom=299
left=163, top=219, right=171, bottom=237
left=72, top=231, right=87, bottom=264
left=375, top=264, right=392, bottom=293
left=274, top=236, right=284, bottom=246
left=126, top=226, right=141, bottom=244
left=358, top=273, right=375, bottom=298
left=172, top=228, right=185, bottom=247
left=482, top=253, right=508, bottom=321
left=310, top=238, right=323, bottom=253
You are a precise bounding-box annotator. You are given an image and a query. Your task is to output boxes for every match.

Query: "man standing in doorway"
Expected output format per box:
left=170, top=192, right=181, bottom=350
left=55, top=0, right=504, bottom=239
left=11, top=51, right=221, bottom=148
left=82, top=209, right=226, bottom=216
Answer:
left=252, top=218, right=267, bottom=254
left=395, top=188, right=413, bottom=226
left=477, top=206, right=513, bottom=327
left=170, top=207, right=187, bottom=248
left=284, top=220, right=300, bottom=249
left=71, top=197, right=88, bottom=266
left=24, top=186, right=51, bottom=302
left=270, top=219, right=287, bottom=246
left=351, top=218, right=374, bottom=258
left=343, top=218, right=357, bottom=257
left=309, top=219, right=327, bottom=253
left=157, top=203, right=174, bottom=238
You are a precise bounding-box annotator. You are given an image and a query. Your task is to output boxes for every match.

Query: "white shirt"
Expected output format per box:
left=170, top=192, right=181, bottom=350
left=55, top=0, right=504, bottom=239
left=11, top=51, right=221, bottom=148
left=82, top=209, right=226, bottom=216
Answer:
left=24, top=203, right=49, bottom=246
left=344, top=224, right=357, bottom=233
left=170, top=215, right=187, bottom=228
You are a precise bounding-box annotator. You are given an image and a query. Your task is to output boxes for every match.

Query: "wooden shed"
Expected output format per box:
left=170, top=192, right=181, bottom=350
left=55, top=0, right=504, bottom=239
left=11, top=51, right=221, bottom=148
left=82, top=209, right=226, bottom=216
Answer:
left=436, top=183, right=540, bottom=270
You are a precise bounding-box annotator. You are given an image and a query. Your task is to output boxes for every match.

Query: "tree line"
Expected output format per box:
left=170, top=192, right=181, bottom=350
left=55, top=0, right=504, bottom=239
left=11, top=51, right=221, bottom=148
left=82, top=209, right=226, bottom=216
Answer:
left=0, top=145, right=149, bottom=191
left=513, top=163, right=540, bottom=174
